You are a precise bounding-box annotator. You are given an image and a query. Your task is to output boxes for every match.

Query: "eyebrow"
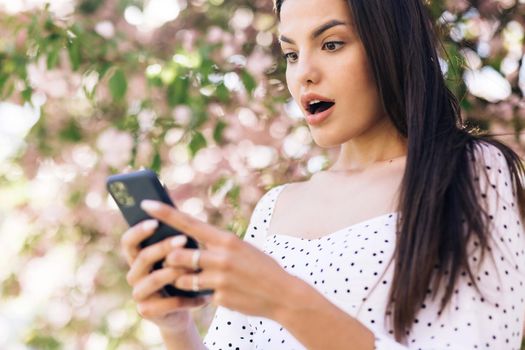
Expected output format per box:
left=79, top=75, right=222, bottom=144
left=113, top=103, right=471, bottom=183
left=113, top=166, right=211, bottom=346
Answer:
left=279, top=19, right=347, bottom=44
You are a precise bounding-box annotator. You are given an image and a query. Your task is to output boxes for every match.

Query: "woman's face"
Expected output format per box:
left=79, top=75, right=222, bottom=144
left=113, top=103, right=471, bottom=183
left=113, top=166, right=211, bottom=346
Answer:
left=278, top=0, right=389, bottom=148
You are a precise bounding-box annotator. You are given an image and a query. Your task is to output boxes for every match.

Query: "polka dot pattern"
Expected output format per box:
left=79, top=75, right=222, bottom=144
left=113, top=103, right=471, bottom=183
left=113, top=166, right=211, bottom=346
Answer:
left=203, top=142, right=525, bottom=349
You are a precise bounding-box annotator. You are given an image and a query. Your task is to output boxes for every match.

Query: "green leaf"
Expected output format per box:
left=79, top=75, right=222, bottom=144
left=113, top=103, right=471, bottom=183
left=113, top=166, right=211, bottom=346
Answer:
left=459, top=98, right=473, bottom=112
left=46, top=47, right=60, bottom=69
left=67, top=39, right=81, bottom=71
left=13, top=55, right=29, bottom=83
left=98, top=62, right=112, bottom=80
left=0, top=272, right=21, bottom=297
left=226, top=184, right=240, bottom=207
left=0, top=75, right=8, bottom=97
left=109, top=68, right=128, bottom=101
left=116, top=113, right=139, bottom=132
left=3, top=60, right=15, bottom=74
left=78, top=0, right=104, bottom=14
left=210, top=176, right=228, bottom=194
left=25, top=332, right=61, bottom=350
left=189, top=109, right=208, bottom=129
left=59, top=119, right=83, bottom=142
left=67, top=190, right=84, bottom=206
left=241, top=71, right=256, bottom=94
left=216, top=83, right=230, bottom=102
left=200, top=57, right=216, bottom=76
left=21, top=86, right=33, bottom=102
left=188, top=131, right=207, bottom=157
left=213, top=119, right=227, bottom=145
left=44, top=17, right=55, bottom=31
left=167, top=76, right=189, bottom=107
left=150, top=150, right=161, bottom=173
left=2, top=79, right=14, bottom=99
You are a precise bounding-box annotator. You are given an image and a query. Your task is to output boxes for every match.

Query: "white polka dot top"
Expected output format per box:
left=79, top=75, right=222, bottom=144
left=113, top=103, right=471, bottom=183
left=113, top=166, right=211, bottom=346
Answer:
left=203, top=142, right=525, bottom=349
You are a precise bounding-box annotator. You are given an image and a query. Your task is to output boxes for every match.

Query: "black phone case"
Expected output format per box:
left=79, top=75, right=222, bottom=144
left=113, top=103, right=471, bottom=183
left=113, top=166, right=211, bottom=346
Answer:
left=107, top=169, right=213, bottom=298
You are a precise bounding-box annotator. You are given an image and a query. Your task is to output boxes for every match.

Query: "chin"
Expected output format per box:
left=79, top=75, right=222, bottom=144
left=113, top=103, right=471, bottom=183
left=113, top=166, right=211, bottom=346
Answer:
left=310, top=131, right=348, bottom=149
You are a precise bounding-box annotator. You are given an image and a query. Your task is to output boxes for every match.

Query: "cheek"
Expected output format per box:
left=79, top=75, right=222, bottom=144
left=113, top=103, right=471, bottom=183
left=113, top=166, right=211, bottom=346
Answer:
left=337, top=54, right=379, bottom=108
left=285, top=68, right=297, bottom=98
left=339, top=53, right=371, bottom=87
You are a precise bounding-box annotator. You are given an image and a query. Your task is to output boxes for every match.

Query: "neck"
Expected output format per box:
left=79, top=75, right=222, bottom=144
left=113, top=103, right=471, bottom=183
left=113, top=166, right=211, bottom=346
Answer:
left=328, top=119, right=407, bottom=172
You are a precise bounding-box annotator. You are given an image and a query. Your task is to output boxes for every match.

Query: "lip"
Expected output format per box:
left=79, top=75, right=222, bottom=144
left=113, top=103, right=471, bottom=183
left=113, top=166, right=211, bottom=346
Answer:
left=305, top=103, right=335, bottom=126
left=300, top=92, right=335, bottom=112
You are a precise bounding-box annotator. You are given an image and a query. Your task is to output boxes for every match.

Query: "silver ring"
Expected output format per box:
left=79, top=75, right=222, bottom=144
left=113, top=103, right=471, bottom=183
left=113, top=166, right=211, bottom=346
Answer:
left=192, top=274, right=199, bottom=291
left=191, top=249, right=201, bottom=271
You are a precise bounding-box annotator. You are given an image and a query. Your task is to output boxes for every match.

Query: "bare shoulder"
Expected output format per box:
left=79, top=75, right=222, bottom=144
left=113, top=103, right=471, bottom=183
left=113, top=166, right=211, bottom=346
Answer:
left=274, top=179, right=309, bottom=207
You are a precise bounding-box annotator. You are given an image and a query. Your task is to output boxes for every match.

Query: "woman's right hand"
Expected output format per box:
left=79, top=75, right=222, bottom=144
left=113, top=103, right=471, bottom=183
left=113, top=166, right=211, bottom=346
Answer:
left=121, top=219, right=211, bottom=333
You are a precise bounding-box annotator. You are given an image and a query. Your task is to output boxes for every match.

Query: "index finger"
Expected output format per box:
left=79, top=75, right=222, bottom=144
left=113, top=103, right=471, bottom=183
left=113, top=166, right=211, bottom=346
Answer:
left=140, top=200, right=228, bottom=246
left=121, top=219, right=159, bottom=265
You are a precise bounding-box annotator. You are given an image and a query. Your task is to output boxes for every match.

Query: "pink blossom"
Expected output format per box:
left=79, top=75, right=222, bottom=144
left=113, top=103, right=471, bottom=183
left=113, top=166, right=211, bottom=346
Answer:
left=173, top=105, right=192, bottom=125
left=246, top=48, right=274, bottom=78
left=96, top=128, right=133, bottom=168
left=206, top=26, right=224, bottom=44
left=135, top=139, right=154, bottom=167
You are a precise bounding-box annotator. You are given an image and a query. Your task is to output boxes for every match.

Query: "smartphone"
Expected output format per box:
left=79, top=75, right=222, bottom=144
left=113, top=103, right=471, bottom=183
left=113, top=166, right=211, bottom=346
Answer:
left=107, top=168, right=213, bottom=298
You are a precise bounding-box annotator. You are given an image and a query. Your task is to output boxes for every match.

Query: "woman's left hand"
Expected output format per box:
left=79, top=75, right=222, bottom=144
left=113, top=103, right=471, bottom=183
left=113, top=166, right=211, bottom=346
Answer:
left=140, top=199, right=298, bottom=320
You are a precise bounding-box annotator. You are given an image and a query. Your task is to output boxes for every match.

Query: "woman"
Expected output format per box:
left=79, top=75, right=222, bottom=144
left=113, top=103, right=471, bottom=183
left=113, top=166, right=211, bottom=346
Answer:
left=120, top=0, right=525, bottom=348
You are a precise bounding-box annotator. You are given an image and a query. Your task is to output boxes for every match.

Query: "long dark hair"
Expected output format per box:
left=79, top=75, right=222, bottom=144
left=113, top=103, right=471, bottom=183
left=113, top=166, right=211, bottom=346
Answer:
left=274, top=0, right=525, bottom=342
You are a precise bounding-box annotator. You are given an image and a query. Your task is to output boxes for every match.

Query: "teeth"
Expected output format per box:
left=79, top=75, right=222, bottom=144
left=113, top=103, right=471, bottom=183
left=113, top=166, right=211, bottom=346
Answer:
left=309, top=99, right=322, bottom=105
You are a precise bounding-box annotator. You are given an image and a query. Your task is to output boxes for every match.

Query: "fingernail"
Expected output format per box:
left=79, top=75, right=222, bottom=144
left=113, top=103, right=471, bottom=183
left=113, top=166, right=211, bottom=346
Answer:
left=141, top=200, right=161, bottom=212
left=143, top=220, right=158, bottom=230
left=171, top=235, right=187, bottom=247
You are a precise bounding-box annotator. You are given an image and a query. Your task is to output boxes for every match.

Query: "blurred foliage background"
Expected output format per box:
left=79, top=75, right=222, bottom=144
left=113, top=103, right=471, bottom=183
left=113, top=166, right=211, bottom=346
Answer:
left=0, top=0, right=524, bottom=349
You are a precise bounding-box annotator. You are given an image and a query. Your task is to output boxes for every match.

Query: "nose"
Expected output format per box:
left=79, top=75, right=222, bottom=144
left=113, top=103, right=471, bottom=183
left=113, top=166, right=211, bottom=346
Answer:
left=295, top=52, right=321, bottom=87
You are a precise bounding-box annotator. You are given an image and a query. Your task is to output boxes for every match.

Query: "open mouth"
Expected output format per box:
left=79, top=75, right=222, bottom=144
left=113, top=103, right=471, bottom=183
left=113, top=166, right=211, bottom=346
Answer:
left=307, top=100, right=335, bottom=115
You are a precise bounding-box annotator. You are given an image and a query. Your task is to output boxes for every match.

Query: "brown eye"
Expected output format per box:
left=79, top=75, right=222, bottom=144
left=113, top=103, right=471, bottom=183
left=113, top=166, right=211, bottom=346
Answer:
left=283, top=52, right=298, bottom=63
left=323, top=41, right=344, bottom=51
